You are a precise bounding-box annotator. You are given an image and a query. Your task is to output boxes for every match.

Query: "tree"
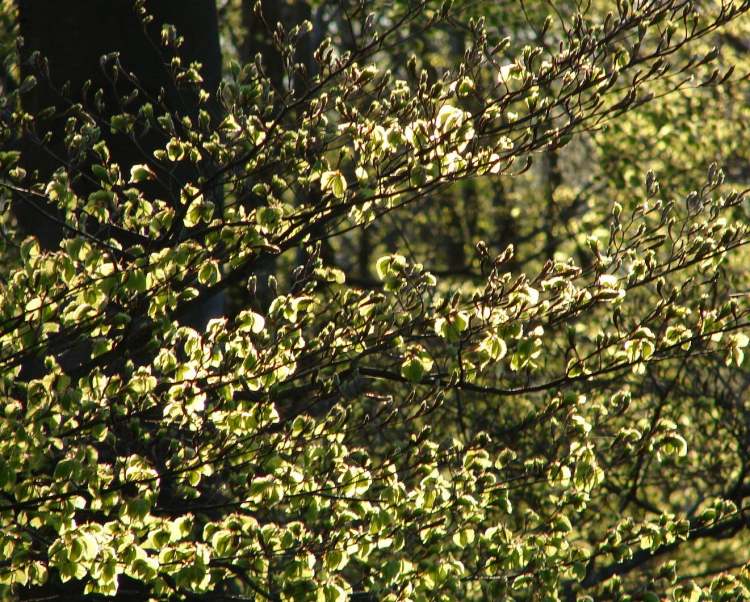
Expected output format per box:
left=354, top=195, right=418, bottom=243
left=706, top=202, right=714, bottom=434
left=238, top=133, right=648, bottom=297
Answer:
left=2, top=0, right=750, bottom=600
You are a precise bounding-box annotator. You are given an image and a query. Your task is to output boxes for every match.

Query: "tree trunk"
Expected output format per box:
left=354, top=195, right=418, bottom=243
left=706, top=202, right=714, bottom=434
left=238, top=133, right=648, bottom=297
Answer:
left=17, top=0, right=224, bottom=327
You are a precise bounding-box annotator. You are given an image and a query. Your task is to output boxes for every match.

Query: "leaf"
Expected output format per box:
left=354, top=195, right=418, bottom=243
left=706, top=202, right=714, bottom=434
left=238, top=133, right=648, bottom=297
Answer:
left=256, top=206, right=281, bottom=229
left=324, top=583, right=348, bottom=602
left=479, top=334, right=507, bottom=361
left=238, top=310, right=265, bottom=334
left=126, top=269, right=148, bottom=293
left=324, top=549, right=349, bottom=571
left=166, top=138, right=185, bottom=162
left=452, top=528, right=475, bottom=548
left=184, top=196, right=214, bottom=227
left=321, top=170, right=347, bottom=199
left=19, top=74, right=37, bottom=94
left=79, top=532, right=99, bottom=560
left=375, top=256, right=390, bottom=280
left=198, top=261, right=220, bottom=285
left=129, top=164, right=155, bottom=183
left=401, top=357, right=425, bottom=383
left=435, top=312, right=469, bottom=342
left=375, top=254, right=407, bottom=282
left=400, top=353, right=433, bottom=384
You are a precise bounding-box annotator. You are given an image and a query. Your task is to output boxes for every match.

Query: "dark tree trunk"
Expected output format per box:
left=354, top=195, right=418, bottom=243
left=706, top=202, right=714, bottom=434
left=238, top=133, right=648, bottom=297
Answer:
left=17, top=0, right=221, bottom=246
left=16, top=0, right=224, bottom=327
left=14, top=10, right=227, bottom=591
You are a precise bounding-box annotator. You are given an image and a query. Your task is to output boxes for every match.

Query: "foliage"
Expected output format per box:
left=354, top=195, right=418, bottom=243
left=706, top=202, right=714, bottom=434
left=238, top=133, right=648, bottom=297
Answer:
left=3, top=0, right=750, bottom=600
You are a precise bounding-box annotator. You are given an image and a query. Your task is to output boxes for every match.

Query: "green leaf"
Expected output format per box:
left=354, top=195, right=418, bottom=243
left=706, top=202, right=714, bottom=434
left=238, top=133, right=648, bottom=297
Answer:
left=129, top=164, right=155, bottom=183
left=184, top=196, right=214, bottom=227
left=126, top=269, right=148, bottom=293
left=256, top=206, right=282, bottom=230
left=401, top=357, right=425, bottom=383
left=198, top=261, right=220, bottom=285
left=166, top=138, right=185, bottom=161
left=321, top=170, right=347, bottom=199
left=237, top=309, right=265, bottom=334
left=400, top=353, right=433, bottom=383
left=375, top=254, right=407, bottom=281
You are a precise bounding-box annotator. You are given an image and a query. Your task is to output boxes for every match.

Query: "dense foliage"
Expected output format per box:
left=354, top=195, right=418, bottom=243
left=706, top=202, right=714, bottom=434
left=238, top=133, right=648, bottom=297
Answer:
left=3, top=0, right=750, bottom=600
